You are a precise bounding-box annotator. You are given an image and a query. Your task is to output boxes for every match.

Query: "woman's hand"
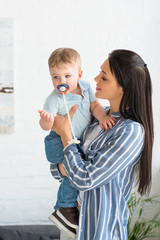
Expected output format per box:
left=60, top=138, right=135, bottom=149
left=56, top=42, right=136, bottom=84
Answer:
left=52, top=104, right=78, bottom=147
left=58, top=163, right=67, bottom=176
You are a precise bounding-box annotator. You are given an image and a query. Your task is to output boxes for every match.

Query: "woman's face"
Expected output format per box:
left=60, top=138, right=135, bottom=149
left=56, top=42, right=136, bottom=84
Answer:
left=94, top=59, right=123, bottom=104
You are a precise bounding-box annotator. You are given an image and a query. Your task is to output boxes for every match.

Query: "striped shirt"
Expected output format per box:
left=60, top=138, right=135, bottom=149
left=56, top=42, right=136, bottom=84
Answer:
left=50, top=109, right=144, bottom=240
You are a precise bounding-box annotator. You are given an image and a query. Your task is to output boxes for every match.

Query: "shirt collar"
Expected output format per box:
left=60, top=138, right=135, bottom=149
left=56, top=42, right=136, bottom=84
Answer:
left=105, top=107, right=121, bottom=118
left=78, top=80, right=89, bottom=93
left=111, top=112, right=121, bottom=118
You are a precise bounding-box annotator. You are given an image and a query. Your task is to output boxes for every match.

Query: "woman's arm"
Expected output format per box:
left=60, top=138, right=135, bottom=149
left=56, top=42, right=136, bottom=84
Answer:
left=62, top=123, right=144, bottom=191
left=51, top=105, right=78, bottom=147
left=50, top=163, right=64, bottom=182
left=49, top=105, right=78, bottom=176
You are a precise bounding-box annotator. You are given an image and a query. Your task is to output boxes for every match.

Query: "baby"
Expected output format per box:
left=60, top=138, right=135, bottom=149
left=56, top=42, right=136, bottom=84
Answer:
left=38, top=48, right=115, bottom=237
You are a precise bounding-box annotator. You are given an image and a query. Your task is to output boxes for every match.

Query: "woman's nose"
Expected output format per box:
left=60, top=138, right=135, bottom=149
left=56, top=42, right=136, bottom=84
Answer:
left=94, top=74, right=99, bottom=82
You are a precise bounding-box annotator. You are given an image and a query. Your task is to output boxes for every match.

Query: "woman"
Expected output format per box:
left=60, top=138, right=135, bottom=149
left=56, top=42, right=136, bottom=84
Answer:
left=46, top=49, right=154, bottom=240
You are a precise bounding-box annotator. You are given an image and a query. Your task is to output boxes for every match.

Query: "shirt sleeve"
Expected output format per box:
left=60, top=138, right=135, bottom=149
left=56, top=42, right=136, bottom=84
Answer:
left=43, top=91, right=58, bottom=116
left=89, top=84, right=97, bottom=102
left=62, top=123, right=144, bottom=191
left=50, top=163, right=64, bottom=182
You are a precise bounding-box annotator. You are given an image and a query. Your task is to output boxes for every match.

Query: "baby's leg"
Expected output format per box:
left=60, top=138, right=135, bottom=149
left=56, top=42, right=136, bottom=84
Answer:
left=44, top=130, right=64, bottom=163
left=49, top=178, right=79, bottom=237
left=57, top=177, right=78, bottom=208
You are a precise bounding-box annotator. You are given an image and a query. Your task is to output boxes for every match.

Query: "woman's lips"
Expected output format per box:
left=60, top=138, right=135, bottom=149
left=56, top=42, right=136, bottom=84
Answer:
left=96, top=87, right=101, bottom=91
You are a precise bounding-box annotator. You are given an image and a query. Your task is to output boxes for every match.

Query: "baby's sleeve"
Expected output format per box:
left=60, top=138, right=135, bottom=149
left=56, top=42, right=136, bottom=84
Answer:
left=89, top=84, right=97, bottom=103
left=43, top=91, right=58, bottom=117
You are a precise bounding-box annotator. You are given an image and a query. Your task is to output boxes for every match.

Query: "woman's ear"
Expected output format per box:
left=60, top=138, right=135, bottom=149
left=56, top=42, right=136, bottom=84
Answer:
left=120, top=86, right=124, bottom=94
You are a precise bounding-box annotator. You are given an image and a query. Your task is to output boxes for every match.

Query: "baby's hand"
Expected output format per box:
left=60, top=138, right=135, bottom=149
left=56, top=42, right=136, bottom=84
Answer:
left=38, top=109, right=54, bottom=123
left=99, top=115, right=116, bottom=131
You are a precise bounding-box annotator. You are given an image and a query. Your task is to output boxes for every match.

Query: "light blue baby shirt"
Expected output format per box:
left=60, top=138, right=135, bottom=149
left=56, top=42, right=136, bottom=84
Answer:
left=43, top=80, right=97, bottom=139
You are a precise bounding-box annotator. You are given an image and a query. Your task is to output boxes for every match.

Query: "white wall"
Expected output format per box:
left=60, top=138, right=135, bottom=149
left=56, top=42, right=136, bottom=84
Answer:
left=0, top=0, right=160, bottom=227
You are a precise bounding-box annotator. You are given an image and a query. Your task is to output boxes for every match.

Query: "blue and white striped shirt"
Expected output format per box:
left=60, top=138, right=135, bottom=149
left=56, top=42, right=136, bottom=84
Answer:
left=50, top=109, right=144, bottom=240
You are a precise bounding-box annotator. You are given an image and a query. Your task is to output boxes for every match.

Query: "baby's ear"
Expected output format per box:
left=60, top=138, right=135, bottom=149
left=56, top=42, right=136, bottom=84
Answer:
left=79, top=70, right=83, bottom=79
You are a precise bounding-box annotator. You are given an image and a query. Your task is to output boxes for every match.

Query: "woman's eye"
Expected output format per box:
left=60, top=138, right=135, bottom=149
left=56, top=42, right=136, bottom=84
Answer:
left=65, top=75, right=71, bottom=78
left=101, top=77, right=107, bottom=81
left=99, top=71, right=107, bottom=81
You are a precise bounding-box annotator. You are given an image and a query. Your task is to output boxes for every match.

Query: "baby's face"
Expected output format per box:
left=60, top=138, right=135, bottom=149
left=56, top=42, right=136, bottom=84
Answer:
left=50, top=63, right=82, bottom=94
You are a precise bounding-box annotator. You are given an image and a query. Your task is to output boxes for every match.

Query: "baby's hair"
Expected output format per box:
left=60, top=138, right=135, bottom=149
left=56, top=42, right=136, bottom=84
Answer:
left=48, top=48, right=81, bottom=69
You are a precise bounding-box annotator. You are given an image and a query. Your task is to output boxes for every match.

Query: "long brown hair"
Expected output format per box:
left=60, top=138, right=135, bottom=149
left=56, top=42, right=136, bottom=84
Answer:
left=109, top=49, right=154, bottom=195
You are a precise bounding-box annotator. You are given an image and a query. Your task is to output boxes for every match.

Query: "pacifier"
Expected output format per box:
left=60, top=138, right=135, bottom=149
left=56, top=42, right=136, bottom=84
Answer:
left=57, top=83, right=80, bottom=145
left=57, top=84, right=70, bottom=94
